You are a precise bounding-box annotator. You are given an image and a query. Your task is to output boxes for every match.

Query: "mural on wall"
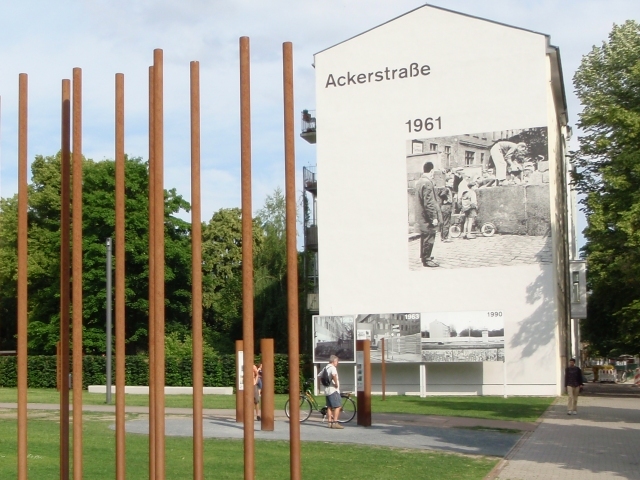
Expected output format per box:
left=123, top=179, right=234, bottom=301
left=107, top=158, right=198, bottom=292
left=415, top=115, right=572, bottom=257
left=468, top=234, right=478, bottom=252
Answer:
left=313, top=315, right=355, bottom=363
left=351, top=311, right=505, bottom=363
left=407, top=127, right=550, bottom=270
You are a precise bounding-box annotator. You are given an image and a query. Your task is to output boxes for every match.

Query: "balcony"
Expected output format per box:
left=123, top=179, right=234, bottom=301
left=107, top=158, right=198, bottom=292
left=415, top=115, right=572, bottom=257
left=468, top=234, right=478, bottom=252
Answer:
left=300, top=109, right=316, bottom=144
left=305, top=224, right=318, bottom=251
left=303, top=166, right=317, bottom=195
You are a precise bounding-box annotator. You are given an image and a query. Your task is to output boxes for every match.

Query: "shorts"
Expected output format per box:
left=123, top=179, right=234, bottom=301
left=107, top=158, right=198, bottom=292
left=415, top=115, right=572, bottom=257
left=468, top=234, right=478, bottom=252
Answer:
left=326, top=391, right=341, bottom=409
left=253, top=384, right=260, bottom=404
left=257, top=378, right=263, bottom=390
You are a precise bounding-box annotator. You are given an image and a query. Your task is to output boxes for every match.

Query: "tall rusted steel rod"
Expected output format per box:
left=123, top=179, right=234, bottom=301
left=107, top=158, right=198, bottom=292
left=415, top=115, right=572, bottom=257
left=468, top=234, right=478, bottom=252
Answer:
left=152, top=48, right=166, bottom=479
left=115, top=72, right=126, bottom=479
left=282, top=41, right=301, bottom=480
left=17, top=72, right=28, bottom=480
left=60, top=78, right=71, bottom=480
left=147, top=65, right=156, bottom=480
left=240, top=36, right=255, bottom=479
left=72, top=66, right=84, bottom=480
left=190, top=60, right=204, bottom=480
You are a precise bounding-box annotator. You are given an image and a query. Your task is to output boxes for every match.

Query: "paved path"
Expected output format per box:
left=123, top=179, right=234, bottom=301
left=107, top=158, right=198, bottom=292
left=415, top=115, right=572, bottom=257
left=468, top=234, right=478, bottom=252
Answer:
left=0, top=403, right=527, bottom=458
left=408, top=234, right=551, bottom=270
left=493, top=388, right=640, bottom=479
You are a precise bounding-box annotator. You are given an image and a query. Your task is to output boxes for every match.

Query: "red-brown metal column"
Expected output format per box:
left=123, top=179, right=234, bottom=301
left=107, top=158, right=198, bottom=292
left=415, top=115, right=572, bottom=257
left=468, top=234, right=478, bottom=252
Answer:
left=17, top=72, right=28, bottom=480
left=147, top=65, right=156, bottom=480
left=239, top=36, right=255, bottom=480
left=190, top=60, right=204, bottom=480
left=72, top=66, right=84, bottom=480
left=115, top=72, right=126, bottom=479
left=260, top=339, right=274, bottom=431
left=152, top=48, right=166, bottom=480
left=282, top=41, right=301, bottom=480
left=60, top=78, right=71, bottom=480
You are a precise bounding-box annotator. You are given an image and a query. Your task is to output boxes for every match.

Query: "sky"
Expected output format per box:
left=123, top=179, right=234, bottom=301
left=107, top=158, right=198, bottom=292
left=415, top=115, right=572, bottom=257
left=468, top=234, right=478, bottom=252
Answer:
left=0, top=1, right=637, bottom=250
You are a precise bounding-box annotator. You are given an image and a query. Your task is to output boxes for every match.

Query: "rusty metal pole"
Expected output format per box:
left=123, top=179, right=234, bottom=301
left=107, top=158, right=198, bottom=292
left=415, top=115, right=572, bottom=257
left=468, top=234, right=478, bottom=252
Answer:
left=17, top=72, right=28, bottom=480
left=147, top=65, right=156, bottom=480
left=60, top=78, right=71, bottom=480
left=236, top=340, right=244, bottom=423
left=239, top=35, right=255, bottom=480
left=282, top=41, right=301, bottom=480
left=72, top=67, right=84, bottom=480
left=115, top=72, right=126, bottom=479
left=260, top=339, right=274, bottom=431
left=152, top=48, right=166, bottom=480
left=190, top=60, right=204, bottom=480
left=356, top=340, right=372, bottom=426
left=381, top=338, right=386, bottom=401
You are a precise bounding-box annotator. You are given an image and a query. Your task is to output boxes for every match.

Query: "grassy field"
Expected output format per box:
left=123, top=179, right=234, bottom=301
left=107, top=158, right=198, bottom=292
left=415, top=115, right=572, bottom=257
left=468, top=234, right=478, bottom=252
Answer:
left=0, top=388, right=554, bottom=422
left=0, top=414, right=497, bottom=479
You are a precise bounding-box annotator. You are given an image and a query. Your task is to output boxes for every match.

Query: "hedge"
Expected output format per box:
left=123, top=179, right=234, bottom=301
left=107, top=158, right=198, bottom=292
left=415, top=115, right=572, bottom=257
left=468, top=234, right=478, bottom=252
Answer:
left=0, top=354, right=311, bottom=394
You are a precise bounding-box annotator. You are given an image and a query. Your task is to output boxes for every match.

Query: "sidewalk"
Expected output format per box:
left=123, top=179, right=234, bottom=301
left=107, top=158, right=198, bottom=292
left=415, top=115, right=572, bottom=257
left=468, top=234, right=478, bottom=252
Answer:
left=492, top=388, right=640, bottom=479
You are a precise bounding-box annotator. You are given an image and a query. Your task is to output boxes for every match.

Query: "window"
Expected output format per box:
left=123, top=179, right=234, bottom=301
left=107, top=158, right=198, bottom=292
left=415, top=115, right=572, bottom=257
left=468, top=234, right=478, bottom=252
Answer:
left=572, top=271, right=581, bottom=303
left=465, top=151, right=475, bottom=166
left=481, top=153, right=485, bottom=166
left=430, top=143, right=438, bottom=152
left=444, top=145, right=451, bottom=163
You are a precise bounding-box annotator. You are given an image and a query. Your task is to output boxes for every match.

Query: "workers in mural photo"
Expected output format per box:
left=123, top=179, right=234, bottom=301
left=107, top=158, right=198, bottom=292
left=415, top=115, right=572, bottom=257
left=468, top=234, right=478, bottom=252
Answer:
left=489, top=140, right=528, bottom=185
left=414, top=161, right=443, bottom=267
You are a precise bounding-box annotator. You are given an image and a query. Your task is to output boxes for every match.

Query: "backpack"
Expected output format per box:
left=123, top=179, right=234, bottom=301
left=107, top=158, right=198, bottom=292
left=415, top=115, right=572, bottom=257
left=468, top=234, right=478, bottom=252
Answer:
left=318, top=366, right=331, bottom=387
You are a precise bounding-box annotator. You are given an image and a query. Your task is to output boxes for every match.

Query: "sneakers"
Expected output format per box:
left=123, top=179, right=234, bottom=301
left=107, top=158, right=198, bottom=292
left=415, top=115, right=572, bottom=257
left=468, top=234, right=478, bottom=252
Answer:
left=567, top=410, right=577, bottom=415
left=332, top=422, right=344, bottom=429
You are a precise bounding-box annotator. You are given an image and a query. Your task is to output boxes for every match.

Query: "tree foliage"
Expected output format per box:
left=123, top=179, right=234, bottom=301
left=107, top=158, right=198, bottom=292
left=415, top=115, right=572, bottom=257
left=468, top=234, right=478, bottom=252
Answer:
left=0, top=153, right=301, bottom=356
left=572, top=20, right=640, bottom=355
left=0, top=154, right=192, bottom=354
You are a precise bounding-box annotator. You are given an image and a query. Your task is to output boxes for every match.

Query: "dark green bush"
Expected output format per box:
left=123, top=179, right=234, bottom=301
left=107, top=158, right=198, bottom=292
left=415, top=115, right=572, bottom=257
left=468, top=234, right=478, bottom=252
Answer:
left=0, top=354, right=311, bottom=393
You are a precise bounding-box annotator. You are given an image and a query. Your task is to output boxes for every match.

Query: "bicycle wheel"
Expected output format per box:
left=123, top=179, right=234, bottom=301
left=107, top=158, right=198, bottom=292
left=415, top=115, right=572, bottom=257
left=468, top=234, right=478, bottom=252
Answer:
left=337, top=395, right=357, bottom=423
left=284, top=395, right=313, bottom=423
left=481, top=222, right=496, bottom=237
left=449, top=225, right=462, bottom=238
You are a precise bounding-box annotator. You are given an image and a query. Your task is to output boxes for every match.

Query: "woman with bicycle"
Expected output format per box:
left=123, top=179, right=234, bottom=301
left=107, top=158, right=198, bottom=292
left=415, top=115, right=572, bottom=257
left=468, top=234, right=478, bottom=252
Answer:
left=323, top=355, right=343, bottom=429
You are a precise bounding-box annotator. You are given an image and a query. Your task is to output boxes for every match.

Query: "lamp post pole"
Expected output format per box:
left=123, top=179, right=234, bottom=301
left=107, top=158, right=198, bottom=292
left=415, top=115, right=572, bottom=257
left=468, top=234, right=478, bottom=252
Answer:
left=106, top=237, right=113, bottom=404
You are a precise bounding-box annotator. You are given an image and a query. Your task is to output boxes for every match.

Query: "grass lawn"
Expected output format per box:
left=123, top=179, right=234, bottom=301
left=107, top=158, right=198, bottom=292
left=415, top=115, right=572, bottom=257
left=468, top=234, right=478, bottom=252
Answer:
left=0, top=388, right=554, bottom=422
left=0, top=415, right=497, bottom=479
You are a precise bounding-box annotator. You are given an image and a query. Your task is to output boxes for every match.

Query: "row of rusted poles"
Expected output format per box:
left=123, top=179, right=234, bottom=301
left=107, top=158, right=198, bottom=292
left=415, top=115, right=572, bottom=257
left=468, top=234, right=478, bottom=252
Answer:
left=60, top=79, right=71, bottom=480
left=115, top=72, right=126, bottom=479
left=283, top=42, right=301, bottom=480
left=190, top=60, right=204, bottom=480
left=147, top=64, right=157, bottom=480
left=17, top=73, right=28, bottom=480
left=72, top=66, right=84, bottom=480
left=239, top=36, right=256, bottom=479
left=152, top=48, right=166, bottom=479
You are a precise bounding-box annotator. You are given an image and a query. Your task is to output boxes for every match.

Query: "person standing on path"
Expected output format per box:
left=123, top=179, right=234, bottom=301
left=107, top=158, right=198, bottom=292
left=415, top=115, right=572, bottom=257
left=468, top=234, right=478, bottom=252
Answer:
left=438, top=178, right=454, bottom=243
left=414, top=161, right=443, bottom=267
left=323, top=355, right=343, bottom=429
left=565, top=358, right=584, bottom=415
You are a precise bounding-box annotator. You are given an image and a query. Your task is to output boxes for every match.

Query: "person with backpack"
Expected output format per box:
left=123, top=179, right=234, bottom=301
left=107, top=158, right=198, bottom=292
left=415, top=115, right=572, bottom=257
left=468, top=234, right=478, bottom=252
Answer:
left=320, top=355, right=343, bottom=429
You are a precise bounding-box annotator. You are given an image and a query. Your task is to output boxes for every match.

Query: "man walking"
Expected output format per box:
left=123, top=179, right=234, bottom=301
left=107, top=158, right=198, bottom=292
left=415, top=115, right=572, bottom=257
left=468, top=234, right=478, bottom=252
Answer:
left=414, top=162, right=442, bottom=267
left=565, top=358, right=584, bottom=415
left=323, top=355, right=343, bottom=429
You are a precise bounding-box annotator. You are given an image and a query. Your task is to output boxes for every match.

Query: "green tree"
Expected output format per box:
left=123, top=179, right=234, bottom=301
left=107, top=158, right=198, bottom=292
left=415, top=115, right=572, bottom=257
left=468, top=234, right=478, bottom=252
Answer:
left=572, top=20, right=640, bottom=355
left=0, top=153, right=193, bottom=354
left=254, top=188, right=288, bottom=349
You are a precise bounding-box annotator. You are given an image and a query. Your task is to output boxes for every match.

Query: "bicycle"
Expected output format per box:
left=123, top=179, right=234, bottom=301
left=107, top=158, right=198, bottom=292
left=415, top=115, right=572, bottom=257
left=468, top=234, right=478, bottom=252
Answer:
left=449, top=213, right=496, bottom=238
left=284, top=378, right=357, bottom=424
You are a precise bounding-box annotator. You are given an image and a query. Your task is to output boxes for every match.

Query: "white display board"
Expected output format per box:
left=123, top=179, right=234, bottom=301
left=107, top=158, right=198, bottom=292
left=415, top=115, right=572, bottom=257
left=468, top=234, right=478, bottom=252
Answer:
left=314, top=5, right=560, bottom=394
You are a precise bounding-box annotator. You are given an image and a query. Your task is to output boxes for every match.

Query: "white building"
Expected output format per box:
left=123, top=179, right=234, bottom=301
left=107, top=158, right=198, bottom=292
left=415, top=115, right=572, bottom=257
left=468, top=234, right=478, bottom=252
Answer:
left=304, top=5, right=583, bottom=396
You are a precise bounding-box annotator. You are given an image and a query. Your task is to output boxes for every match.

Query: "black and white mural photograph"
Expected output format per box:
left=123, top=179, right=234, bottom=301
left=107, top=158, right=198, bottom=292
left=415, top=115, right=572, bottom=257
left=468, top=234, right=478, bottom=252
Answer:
left=420, top=311, right=505, bottom=362
left=407, top=127, right=551, bottom=270
left=312, top=315, right=356, bottom=363
left=356, top=313, right=421, bottom=363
